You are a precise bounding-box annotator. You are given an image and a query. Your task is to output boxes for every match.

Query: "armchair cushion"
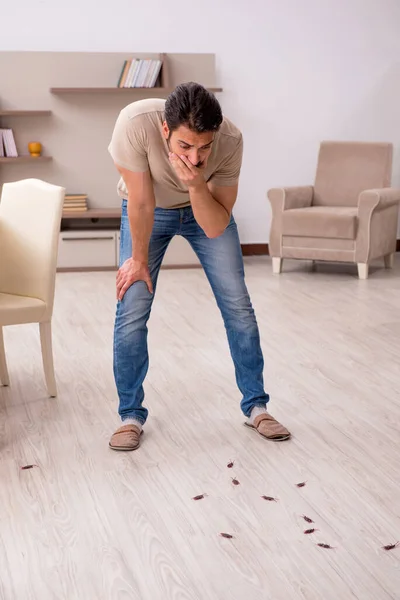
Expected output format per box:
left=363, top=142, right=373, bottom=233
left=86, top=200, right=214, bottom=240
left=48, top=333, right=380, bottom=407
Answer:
left=282, top=206, right=358, bottom=240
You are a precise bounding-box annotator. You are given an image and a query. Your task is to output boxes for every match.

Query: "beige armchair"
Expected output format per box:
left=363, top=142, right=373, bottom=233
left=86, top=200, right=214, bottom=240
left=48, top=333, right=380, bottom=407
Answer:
left=0, top=179, right=65, bottom=396
left=267, top=141, right=400, bottom=279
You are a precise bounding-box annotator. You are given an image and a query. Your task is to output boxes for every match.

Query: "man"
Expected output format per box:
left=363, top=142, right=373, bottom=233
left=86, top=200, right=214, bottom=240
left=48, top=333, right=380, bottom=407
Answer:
left=107, top=82, right=290, bottom=451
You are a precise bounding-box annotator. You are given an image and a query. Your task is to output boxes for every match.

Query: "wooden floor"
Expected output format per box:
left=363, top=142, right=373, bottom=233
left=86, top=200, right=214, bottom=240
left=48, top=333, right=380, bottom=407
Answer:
left=1, top=256, right=400, bottom=600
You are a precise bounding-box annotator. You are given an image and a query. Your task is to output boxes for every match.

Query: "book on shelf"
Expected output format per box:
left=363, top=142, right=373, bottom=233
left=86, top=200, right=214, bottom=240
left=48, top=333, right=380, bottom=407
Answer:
left=117, top=59, right=163, bottom=88
left=63, top=206, right=88, bottom=212
left=63, top=193, right=88, bottom=211
left=64, top=194, right=87, bottom=201
left=0, top=129, right=18, bottom=157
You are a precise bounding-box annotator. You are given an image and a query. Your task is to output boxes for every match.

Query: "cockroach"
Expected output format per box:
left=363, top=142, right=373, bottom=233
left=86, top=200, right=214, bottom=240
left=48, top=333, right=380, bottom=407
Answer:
left=382, top=542, right=399, bottom=551
left=231, top=478, right=240, bottom=486
left=304, top=528, right=318, bottom=535
left=296, top=481, right=307, bottom=488
left=261, top=495, right=278, bottom=502
left=316, top=543, right=334, bottom=549
left=220, top=533, right=234, bottom=539
left=301, top=515, right=314, bottom=523
left=227, top=461, right=234, bottom=469
left=20, top=464, right=39, bottom=470
left=192, top=494, right=207, bottom=501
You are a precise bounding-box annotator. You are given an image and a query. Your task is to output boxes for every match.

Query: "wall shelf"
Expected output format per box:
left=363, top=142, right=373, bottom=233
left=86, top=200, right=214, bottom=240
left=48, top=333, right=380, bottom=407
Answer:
left=62, top=208, right=121, bottom=219
left=0, top=110, right=52, bottom=117
left=0, top=110, right=52, bottom=164
left=50, top=87, right=223, bottom=95
left=0, top=156, right=52, bottom=163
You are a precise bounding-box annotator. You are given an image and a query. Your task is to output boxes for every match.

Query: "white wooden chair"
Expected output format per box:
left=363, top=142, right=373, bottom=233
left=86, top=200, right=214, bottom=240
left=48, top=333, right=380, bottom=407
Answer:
left=0, top=179, right=65, bottom=396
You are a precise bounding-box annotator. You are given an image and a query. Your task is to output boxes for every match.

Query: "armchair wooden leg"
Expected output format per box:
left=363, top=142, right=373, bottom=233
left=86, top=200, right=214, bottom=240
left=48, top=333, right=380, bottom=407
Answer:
left=384, top=253, right=394, bottom=269
left=0, top=327, right=10, bottom=386
left=272, top=257, right=283, bottom=274
left=39, top=321, right=57, bottom=397
left=357, top=263, right=369, bottom=280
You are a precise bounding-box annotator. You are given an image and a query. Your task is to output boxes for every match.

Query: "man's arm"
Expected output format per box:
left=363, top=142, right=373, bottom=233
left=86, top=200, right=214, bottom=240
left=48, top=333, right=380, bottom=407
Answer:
left=117, top=165, right=155, bottom=262
left=108, top=108, right=156, bottom=299
left=169, top=152, right=239, bottom=238
left=188, top=179, right=238, bottom=238
left=115, top=164, right=155, bottom=300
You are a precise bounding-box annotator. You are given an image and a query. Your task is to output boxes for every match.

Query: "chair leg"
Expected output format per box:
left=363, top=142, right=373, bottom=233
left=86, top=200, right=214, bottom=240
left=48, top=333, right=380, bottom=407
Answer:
left=272, top=257, right=283, bottom=274
left=357, top=263, right=369, bottom=280
left=39, top=321, right=57, bottom=397
left=0, top=327, right=10, bottom=386
left=384, top=253, right=394, bottom=269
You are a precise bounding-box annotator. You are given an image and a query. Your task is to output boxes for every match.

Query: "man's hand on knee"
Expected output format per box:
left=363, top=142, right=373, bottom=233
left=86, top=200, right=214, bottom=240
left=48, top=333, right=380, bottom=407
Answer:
left=116, top=258, right=153, bottom=300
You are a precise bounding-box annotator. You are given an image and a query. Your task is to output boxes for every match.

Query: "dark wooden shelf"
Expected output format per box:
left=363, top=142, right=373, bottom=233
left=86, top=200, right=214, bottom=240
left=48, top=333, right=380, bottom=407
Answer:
left=62, top=208, right=121, bottom=219
left=0, top=156, right=52, bottom=163
left=0, top=110, right=52, bottom=117
left=50, top=86, right=223, bottom=94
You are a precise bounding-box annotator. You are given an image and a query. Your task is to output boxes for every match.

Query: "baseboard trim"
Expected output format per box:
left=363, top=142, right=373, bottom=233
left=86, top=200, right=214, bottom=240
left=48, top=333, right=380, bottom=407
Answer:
left=241, top=241, right=400, bottom=256
left=241, top=244, right=269, bottom=256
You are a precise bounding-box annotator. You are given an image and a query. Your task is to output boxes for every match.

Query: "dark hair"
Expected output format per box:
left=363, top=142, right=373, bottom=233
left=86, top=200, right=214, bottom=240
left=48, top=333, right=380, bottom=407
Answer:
left=164, top=82, right=223, bottom=134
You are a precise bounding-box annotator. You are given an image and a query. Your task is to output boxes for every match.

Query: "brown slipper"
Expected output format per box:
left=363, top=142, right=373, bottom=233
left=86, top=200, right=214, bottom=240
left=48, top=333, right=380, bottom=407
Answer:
left=244, top=413, right=291, bottom=442
left=109, top=424, right=143, bottom=451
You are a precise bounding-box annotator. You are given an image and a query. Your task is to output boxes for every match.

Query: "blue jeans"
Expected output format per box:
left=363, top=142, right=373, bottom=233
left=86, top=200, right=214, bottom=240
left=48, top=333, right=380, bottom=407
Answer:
left=113, top=199, right=270, bottom=425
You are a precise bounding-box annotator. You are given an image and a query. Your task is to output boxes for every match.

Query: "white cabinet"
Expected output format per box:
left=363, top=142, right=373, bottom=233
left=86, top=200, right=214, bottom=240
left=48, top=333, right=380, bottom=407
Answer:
left=58, top=230, right=118, bottom=269
left=58, top=228, right=201, bottom=270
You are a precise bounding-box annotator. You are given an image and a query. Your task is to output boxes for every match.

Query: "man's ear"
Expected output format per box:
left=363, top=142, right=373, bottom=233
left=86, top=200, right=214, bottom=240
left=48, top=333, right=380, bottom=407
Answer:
left=162, top=121, right=170, bottom=140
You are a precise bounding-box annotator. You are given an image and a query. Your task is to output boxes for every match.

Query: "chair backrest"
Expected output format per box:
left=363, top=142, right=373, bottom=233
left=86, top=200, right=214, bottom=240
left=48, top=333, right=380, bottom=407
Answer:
left=0, top=179, right=65, bottom=318
left=313, top=141, right=393, bottom=207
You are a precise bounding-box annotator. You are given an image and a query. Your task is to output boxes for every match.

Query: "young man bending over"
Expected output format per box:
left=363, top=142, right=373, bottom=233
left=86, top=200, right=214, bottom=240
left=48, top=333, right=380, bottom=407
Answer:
left=107, top=82, right=290, bottom=450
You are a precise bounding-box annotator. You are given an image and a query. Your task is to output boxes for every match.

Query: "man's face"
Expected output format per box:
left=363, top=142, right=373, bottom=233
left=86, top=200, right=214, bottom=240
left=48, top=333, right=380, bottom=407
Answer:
left=163, top=122, right=214, bottom=169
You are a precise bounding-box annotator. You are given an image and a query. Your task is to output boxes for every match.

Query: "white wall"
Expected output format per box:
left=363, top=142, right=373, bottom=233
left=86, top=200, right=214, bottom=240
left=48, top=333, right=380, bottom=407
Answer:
left=2, top=0, right=400, bottom=242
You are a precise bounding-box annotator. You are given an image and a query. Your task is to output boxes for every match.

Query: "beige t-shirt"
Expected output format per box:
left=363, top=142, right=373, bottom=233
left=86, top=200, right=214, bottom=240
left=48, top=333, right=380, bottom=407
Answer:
left=108, top=98, right=243, bottom=209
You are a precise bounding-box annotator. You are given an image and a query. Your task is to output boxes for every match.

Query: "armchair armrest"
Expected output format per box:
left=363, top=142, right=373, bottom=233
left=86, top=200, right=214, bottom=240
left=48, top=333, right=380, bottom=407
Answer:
left=267, top=186, right=313, bottom=258
left=358, top=187, right=400, bottom=214
left=355, top=188, right=400, bottom=263
left=267, top=186, right=314, bottom=214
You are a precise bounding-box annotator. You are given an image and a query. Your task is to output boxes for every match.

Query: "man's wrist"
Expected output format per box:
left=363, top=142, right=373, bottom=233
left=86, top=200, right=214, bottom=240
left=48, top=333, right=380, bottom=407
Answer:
left=131, top=256, right=148, bottom=265
left=188, top=179, right=207, bottom=193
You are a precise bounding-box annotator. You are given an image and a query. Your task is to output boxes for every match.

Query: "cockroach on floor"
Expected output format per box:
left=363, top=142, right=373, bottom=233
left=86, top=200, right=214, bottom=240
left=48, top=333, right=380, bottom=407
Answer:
left=316, top=543, right=334, bottom=549
left=227, top=461, right=234, bottom=469
left=261, top=495, right=278, bottom=502
left=231, top=478, right=240, bottom=486
left=382, top=542, right=399, bottom=551
left=304, top=528, right=318, bottom=535
left=192, top=494, right=207, bottom=501
left=20, top=464, right=39, bottom=470
left=220, top=533, right=234, bottom=539
left=301, top=515, right=314, bottom=523
left=296, top=481, right=307, bottom=488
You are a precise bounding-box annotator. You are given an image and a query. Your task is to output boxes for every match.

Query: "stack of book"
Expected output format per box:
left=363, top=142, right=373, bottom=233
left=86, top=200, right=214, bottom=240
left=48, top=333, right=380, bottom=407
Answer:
left=63, top=194, right=88, bottom=212
left=117, top=59, right=163, bottom=88
left=0, top=129, right=18, bottom=157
